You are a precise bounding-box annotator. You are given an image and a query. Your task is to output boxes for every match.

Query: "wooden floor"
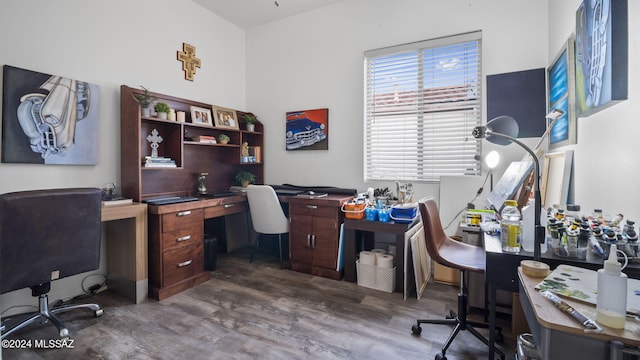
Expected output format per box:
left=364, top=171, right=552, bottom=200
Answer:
left=2, top=249, right=516, bottom=359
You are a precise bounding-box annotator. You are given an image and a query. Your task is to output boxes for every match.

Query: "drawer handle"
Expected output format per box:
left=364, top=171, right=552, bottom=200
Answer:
left=311, top=234, right=316, bottom=248
left=306, top=205, right=318, bottom=210
left=224, top=204, right=234, bottom=208
left=177, top=259, right=192, bottom=268
left=176, top=235, right=191, bottom=242
left=177, top=210, right=192, bottom=217
left=307, top=234, right=311, bottom=248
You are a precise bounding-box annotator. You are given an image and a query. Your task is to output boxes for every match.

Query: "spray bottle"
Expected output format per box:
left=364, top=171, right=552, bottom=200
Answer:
left=596, top=244, right=627, bottom=329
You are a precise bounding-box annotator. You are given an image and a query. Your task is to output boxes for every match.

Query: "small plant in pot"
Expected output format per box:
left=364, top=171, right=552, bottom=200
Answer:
left=217, top=134, right=231, bottom=144
left=243, top=114, right=258, bottom=132
left=154, top=102, right=170, bottom=120
left=134, top=85, right=157, bottom=117
left=235, top=171, right=256, bottom=187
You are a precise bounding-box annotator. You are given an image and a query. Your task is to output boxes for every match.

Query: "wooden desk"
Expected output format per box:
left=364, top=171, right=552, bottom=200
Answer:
left=147, top=195, right=248, bottom=300
left=484, top=231, right=640, bottom=359
left=146, top=193, right=351, bottom=300
left=101, top=203, right=148, bottom=304
left=518, top=267, right=640, bottom=359
left=287, top=194, right=352, bottom=280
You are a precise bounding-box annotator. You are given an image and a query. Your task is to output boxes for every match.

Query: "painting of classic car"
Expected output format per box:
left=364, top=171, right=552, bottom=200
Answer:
left=2, top=65, right=99, bottom=164
left=285, top=108, right=328, bottom=151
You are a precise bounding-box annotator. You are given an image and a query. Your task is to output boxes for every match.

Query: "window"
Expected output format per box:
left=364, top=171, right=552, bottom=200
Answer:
left=364, top=31, right=482, bottom=182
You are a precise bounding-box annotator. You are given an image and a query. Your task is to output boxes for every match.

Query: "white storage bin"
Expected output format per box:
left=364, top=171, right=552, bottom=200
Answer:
left=356, top=260, right=396, bottom=293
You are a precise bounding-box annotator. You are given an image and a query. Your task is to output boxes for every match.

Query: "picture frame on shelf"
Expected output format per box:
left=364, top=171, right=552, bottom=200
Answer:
left=212, top=105, right=239, bottom=130
left=189, top=106, right=213, bottom=127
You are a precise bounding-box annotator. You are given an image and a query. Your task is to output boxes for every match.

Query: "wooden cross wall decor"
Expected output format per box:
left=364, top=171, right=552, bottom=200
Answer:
left=177, top=43, right=201, bottom=81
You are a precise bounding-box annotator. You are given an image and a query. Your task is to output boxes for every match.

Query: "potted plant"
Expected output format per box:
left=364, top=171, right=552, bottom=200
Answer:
left=235, top=171, right=256, bottom=187
left=134, top=85, right=157, bottom=117
left=217, top=134, right=231, bottom=144
left=154, top=102, right=170, bottom=120
left=243, top=114, right=258, bottom=132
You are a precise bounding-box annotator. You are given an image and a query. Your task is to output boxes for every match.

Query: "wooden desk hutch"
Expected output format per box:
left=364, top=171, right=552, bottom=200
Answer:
left=120, top=85, right=264, bottom=300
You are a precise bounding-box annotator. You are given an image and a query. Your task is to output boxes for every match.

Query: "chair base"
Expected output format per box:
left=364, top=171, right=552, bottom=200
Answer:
left=249, top=233, right=284, bottom=269
left=1, top=293, right=103, bottom=340
left=411, top=271, right=505, bottom=360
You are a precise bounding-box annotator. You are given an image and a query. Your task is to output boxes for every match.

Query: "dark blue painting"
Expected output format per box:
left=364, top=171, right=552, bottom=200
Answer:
left=547, top=38, right=577, bottom=148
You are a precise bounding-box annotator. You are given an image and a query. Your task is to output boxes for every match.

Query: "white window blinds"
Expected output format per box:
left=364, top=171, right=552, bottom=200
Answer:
left=364, top=31, right=482, bottom=182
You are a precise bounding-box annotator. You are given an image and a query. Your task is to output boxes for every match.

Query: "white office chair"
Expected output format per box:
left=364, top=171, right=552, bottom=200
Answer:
left=246, top=185, right=289, bottom=268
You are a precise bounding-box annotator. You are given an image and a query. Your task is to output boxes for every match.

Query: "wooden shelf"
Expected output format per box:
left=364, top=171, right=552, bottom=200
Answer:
left=120, top=85, right=265, bottom=200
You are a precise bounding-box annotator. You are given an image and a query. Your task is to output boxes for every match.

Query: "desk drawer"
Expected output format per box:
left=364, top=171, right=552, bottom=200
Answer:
left=290, top=203, right=336, bottom=218
left=162, top=208, right=203, bottom=233
left=162, top=228, right=203, bottom=252
left=204, top=201, right=247, bottom=218
left=162, top=243, right=203, bottom=286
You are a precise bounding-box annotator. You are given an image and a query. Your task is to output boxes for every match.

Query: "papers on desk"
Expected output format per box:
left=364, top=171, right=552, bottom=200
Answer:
left=535, top=264, right=640, bottom=314
left=296, top=191, right=328, bottom=198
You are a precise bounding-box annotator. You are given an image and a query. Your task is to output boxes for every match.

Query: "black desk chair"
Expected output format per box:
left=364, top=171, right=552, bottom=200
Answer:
left=1, top=188, right=104, bottom=339
left=412, top=197, right=505, bottom=360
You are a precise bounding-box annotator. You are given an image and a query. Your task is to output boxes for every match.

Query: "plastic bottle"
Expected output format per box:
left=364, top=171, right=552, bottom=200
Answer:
left=596, top=244, right=627, bottom=329
left=501, top=200, right=521, bottom=253
left=521, top=202, right=533, bottom=252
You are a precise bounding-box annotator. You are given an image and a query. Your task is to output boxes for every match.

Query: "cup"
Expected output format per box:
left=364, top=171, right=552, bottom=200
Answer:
left=365, top=207, right=378, bottom=221
left=378, top=207, right=390, bottom=222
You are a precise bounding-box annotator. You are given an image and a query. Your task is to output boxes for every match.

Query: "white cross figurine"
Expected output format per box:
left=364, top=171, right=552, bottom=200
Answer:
left=146, top=129, right=163, bottom=158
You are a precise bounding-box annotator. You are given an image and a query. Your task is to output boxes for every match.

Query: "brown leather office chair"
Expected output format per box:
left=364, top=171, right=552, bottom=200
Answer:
left=412, top=197, right=504, bottom=360
left=0, top=188, right=104, bottom=339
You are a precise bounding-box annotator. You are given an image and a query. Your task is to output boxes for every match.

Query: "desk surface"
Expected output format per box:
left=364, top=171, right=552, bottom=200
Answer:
left=146, top=193, right=351, bottom=215
left=484, top=231, right=640, bottom=280
left=519, top=267, right=640, bottom=345
left=483, top=229, right=640, bottom=359
left=101, top=202, right=148, bottom=304
left=519, top=267, right=640, bottom=359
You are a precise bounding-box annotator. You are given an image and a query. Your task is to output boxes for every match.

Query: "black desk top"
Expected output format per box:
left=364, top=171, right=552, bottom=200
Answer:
left=483, top=231, right=640, bottom=280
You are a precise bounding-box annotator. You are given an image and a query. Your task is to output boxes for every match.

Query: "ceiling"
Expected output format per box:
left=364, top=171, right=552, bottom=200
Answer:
left=192, top=0, right=343, bottom=29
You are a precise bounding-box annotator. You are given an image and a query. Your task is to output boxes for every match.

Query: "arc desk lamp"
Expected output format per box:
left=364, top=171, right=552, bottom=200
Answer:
left=472, top=110, right=564, bottom=261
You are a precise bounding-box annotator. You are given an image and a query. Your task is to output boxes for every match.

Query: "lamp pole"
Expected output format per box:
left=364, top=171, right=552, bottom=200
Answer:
left=472, top=126, right=544, bottom=261
left=486, top=132, right=542, bottom=261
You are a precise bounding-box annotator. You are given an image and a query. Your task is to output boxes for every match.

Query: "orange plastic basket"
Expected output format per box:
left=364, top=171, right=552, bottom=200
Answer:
left=341, top=202, right=366, bottom=219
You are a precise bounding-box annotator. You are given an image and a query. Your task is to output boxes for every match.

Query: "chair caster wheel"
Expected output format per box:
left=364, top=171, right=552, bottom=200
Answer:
left=446, top=310, right=455, bottom=319
left=435, top=352, right=447, bottom=360
left=411, top=324, right=422, bottom=335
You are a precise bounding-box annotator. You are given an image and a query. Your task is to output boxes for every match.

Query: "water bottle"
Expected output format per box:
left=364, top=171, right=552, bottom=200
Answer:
left=596, top=244, right=627, bottom=329
left=501, top=200, right=522, bottom=253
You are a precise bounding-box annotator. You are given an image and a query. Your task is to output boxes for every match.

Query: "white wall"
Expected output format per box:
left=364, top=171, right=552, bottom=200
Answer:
left=246, top=0, right=549, bottom=201
left=0, top=0, right=245, bottom=311
left=548, top=0, right=639, bottom=222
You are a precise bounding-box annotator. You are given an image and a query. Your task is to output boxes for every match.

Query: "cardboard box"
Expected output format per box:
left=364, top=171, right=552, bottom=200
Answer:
left=433, top=262, right=460, bottom=285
